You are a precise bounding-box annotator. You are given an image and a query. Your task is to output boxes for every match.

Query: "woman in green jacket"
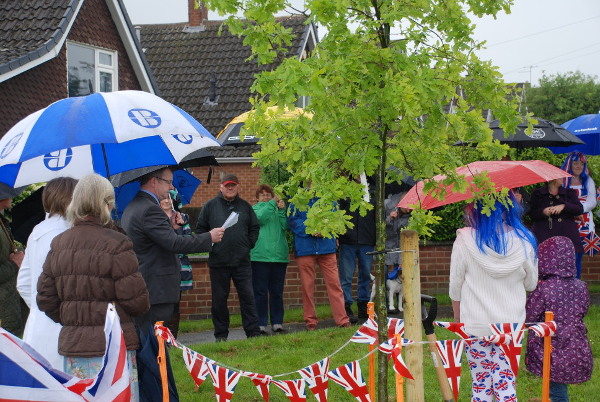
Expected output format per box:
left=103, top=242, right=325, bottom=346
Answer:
left=250, top=184, right=289, bottom=334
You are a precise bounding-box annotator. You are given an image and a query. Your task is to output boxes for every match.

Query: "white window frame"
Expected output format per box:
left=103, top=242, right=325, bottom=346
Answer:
left=67, top=41, right=118, bottom=96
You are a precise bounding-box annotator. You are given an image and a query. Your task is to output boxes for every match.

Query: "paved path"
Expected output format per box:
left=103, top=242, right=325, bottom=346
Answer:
left=177, top=305, right=454, bottom=345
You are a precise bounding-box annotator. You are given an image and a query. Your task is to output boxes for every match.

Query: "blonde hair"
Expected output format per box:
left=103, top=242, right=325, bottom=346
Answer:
left=67, top=174, right=115, bottom=226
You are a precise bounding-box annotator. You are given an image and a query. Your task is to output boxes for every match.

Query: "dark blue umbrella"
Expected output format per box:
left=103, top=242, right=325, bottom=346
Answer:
left=548, top=114, right=600, bottom=155
left=114, top=169, right=200, bottom=218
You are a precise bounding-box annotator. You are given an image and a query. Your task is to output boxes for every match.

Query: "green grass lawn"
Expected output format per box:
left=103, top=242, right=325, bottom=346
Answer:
left=170, top=301, right=599, bottom=401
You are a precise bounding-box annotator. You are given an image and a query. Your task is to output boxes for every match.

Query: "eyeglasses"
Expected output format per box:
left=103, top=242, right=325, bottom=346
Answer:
left=154, top=176, right=173, bottom=185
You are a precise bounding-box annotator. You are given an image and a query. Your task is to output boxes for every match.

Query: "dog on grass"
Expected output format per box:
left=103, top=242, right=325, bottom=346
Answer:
left=370, top=266, right=403, bottom=313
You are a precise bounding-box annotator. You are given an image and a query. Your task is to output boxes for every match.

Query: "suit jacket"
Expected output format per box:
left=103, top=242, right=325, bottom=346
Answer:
left=121, top=191, right=212, bottom=304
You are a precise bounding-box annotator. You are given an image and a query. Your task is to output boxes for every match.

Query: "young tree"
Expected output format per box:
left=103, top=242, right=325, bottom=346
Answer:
left=202, top=1, right=523, bottom=398
left=525, top=70, right=600, bottom=124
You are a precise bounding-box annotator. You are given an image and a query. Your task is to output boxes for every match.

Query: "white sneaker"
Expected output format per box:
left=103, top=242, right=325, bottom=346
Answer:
left=272, top=324, right=284, bottom=332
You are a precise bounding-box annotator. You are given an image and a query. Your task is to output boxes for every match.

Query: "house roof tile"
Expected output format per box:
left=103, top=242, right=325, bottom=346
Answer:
left=0, top=0, right=79, bottom=74
left=139, top=15, right=311, bottom=140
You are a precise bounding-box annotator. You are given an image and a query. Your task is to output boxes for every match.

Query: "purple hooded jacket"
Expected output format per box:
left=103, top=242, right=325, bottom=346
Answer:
left=525, top=236, right=593, bottom=383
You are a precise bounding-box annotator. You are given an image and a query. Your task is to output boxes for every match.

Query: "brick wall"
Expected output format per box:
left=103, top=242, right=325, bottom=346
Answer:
left=188, top=162, right=263, bottom=208
left=179, top=242, right=600, bottom=320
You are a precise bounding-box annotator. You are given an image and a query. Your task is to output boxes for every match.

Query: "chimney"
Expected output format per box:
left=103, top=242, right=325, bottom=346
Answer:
left=189, top=0, right=208, bottom=27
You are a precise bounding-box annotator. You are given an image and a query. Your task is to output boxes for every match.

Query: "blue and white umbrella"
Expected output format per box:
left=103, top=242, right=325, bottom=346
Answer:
left=0, top=91, right=220, bottom=187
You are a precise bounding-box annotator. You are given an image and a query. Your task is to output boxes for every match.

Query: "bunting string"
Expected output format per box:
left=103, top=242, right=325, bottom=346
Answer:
left=153, top=319, right=556, bottom=401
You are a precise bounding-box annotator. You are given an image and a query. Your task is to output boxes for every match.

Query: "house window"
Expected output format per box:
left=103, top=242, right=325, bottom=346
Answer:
left=67, top=42, right=118, bottom=97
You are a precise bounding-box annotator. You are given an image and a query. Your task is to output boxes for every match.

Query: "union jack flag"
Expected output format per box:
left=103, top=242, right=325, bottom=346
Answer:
left=527, top=321, right=557, bottom=337
left=387, top=317, right=405, bottom=338
left=377, top=339, right=414, bottom=380
left=240, top=372, right=271, bottom=402
left=298, top=358, right=329, bottom=402
left=475, top=371, right=490, bottom=382
left=482, top=334, right=512, bottom=345
left=583, top=232, right=600, bottom=256
left=327, top=361, right=371, bottom=401
left=65, top=303, right=131, bottom=401
left=350, top=318, right=379, bottom=345
left=154, top=323, right=180, bottom=348
left=351, top=318, right=405, bottom=345
left=182, top=347, right=210, bottom=390
left=489, top=323, right=525, bottom=376
left=207, top=363, right=241, bottom=402
left=434, top=321, right=472, bottom=340
left=481, top=359, right=500, bottom=372
left=0, top=303, right=129, bottom=401
left=473, top=383, right=487, bottom=393
left=272, top=379, right=307, bottom=402
left=469, top=348, right=486, bottom=360
left=499, top=369, right=514, bottom=380
left=435, top=339, right=464, bottom=401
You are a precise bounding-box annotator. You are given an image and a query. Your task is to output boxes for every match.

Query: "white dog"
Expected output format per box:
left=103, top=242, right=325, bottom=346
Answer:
left=370, top=267, right=403, bottom=313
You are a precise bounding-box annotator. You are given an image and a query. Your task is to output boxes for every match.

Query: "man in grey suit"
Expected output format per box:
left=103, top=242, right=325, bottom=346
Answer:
left=122, top=167, right=224, bottom=333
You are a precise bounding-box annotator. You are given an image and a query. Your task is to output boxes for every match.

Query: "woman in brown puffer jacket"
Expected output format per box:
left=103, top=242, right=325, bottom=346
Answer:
left=37, top=174, right=149, bottom=400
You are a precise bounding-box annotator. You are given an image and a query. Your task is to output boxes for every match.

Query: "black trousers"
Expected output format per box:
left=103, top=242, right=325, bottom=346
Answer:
left=209, top=264, right=260, bottom=339
left=135, top=303, right=176, bottom=335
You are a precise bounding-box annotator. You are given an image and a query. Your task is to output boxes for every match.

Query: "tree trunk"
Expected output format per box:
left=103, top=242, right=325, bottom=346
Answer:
left=375, top=126, right=388, bottom=401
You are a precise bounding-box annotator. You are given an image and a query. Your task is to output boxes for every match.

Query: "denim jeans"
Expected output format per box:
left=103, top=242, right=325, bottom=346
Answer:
left=338, top=243, right=374, bottom=304
left=251, top=261, right=287, bottom=327
left=550, top=381, right=569, bottom=402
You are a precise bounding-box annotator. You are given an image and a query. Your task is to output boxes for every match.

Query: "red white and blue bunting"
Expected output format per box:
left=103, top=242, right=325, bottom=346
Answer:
left=154, top=319, right=556, bottom=402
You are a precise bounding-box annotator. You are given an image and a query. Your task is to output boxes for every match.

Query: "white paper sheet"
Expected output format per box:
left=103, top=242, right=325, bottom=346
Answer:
left=222, top=211, right=239, bottom=229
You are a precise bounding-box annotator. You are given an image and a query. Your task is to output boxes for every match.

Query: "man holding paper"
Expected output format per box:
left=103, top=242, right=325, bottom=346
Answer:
left=122, top=167, right=225, bottom=334
left=196, top=173, right=261, bottom=341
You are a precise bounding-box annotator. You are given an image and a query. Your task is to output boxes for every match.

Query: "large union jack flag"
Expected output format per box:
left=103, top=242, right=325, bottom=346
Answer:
left=435, top=339, right=464, bottom=401
left=0, top=303, right=129, bottom=401
left=327, top=361, right=371, bottom=401
left=527, top=321, right=557, bottom=338
left=240, top=371, right=271, bottom=402
left=182, top=347, right=210, bottom=390
left=207, top=363, right=241, bottom=402
left=272, top=379, right=307, bottom=402
left=298, top=358, right=330, bottom=402
left=489, top=322, right=525, bottom=376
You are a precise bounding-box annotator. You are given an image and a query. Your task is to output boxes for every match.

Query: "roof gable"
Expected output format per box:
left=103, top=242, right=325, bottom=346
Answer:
left=0, top=0, right=157, bottom=93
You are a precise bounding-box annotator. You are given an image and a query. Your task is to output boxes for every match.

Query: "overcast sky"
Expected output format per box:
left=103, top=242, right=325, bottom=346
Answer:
left=122, top=0, right=600, bottom=86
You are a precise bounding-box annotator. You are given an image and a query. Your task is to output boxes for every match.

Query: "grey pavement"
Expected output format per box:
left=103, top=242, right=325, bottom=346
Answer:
left=176, top=305, right=454, bottom=345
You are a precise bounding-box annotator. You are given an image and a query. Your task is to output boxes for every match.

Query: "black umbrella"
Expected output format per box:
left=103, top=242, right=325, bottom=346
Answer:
left=109, top=148, right=218, bottom=187
left=455, top=117, right=585, bottom=149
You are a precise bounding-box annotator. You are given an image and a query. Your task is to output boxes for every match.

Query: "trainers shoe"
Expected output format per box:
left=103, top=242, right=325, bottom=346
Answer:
left=306, top=324, right=317, bottom=331
left=215, top=337, right=227, bottom=342
left=272, top=324, right=284, bottom=333
left=259, top=326, right=268, bottom=335
left=337, top=322, right=351, bottom=328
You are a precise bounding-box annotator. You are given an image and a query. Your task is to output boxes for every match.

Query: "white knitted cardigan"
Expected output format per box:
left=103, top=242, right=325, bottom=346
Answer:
left=449, top=227, right=538, bottom=336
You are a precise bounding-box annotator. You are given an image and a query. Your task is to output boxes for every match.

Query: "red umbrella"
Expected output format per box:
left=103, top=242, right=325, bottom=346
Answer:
left=398, top=160, right=572, bottom=210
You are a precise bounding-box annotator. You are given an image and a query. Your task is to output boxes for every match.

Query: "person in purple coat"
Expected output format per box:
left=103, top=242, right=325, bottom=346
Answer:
left=525, top=236, right=593, bottom=402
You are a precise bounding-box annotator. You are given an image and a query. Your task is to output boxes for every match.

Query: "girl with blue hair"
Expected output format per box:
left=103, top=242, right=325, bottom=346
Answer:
left=561, top=151, right=597, bottom=278
left=449, top=192, right=538, bottom=401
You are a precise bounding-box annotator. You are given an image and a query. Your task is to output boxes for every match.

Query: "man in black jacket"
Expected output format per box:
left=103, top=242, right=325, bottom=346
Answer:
left=196, top=173, right=261, bottom=341
left=122, top=167, right=224, bottom=333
